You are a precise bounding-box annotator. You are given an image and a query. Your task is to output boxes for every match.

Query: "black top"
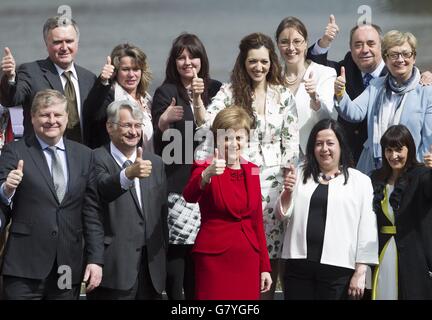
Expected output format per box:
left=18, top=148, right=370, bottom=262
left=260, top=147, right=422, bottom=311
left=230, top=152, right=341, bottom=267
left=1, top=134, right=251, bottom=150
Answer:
left=151, top=79, right=222, bottom=194
left=306, top=183, right=329, bottom=262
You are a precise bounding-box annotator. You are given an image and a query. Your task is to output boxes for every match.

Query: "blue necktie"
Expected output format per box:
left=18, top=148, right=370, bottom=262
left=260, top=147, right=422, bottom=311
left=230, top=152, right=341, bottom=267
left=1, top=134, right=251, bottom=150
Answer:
left=363, top=73, right=373, bottom=88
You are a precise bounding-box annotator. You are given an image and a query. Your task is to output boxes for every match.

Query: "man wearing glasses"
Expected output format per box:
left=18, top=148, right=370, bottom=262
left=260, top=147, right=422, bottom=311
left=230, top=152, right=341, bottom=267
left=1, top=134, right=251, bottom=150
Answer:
left=88, top=100, right=168, bottom=300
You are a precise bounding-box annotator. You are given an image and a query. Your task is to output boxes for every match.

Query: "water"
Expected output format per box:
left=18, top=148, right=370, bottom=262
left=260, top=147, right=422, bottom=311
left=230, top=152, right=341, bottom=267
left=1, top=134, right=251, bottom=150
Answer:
left=1, top=0, right=432, bottom=93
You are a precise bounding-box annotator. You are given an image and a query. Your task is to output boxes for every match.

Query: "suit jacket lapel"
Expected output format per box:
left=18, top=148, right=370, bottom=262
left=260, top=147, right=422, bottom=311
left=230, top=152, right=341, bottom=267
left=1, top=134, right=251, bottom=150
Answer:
left=216, top=160, right=256, bottom=218
left=105, top=145, right=143, bottom=215
left=25, top=135, right=58, bottom=201
left=63, top=139, right=79, bottom=204
left=41, top=58, right=63, bottom=92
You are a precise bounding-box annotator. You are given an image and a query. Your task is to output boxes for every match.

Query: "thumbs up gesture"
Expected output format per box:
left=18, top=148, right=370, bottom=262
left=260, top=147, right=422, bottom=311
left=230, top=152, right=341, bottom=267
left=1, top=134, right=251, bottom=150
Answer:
left=320, top=14, right=339, bottom=48
left=100, top=56, right=115, bottom=82
left=161, top=97, right=184, bottom=124
left=282, top=164, right=296, bottom=193
left=2, top=47, right=16, bottom=80
left=424, top=145, right=432, bottom=168
left=125, top=147, right=152, bottom=179
left=201, top=148, right=226, bottom=185
left=191, top=67, right=204, bottom=107
left=334, top=66, right=346, bottom=101
left=4, top=160, right=24, bottom=198
left=303, top=71, right=318, bottom=103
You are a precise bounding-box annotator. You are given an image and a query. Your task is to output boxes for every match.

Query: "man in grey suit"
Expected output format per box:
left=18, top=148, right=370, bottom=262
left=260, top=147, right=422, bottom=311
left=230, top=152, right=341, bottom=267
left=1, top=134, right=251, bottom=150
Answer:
left=88, top=100, right=167, bottom=300
left=0, top=89, right=104, bottom=299
left=0, top=15, right=96, bottom=143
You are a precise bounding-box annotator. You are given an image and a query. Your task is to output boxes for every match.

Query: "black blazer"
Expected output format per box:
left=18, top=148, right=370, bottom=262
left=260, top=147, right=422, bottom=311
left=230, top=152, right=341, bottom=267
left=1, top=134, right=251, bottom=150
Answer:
left=92, top=145, right=168, bottom=292
left=0, top=58, right=96, bottom=138
left=0, top=135, right=104, bottom=284
left=82, top=79, right=113, bottom=149
left=371, top=166, right=432, bottom=299
left=307, top=47, right=388, bottom=163
left=151, top=80, right=222, bottom=193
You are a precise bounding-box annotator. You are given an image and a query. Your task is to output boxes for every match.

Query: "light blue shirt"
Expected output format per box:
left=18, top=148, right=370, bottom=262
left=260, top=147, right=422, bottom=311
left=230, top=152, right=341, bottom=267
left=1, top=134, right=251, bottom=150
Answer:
left=0, top=136, right=69, bottom=207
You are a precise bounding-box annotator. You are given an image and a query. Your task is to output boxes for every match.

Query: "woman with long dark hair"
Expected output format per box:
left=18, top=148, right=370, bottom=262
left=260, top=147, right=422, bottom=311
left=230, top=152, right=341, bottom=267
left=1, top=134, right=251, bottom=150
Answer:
left=151, top=33, right=221, bottom=300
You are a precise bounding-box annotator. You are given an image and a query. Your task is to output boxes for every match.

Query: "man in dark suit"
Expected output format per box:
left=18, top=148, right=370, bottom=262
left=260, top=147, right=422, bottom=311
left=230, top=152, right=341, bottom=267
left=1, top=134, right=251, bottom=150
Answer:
left=0, top=89, right=103, bottom=299
left=307, top=15, right=387, bottom=163
left=0, top=15, right=96, bottom=143
left=88, top=100, right=167, bottom=300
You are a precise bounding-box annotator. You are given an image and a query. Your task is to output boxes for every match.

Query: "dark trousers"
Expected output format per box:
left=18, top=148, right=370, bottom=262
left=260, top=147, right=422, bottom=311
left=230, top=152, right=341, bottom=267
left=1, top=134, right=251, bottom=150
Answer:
left=166, top=244, right=194, bottom=300
left=87, top=247, right=161, bottom=300
left=2, top=262, right=79, bottom=300
left=283, top=259, right=353, bottom=300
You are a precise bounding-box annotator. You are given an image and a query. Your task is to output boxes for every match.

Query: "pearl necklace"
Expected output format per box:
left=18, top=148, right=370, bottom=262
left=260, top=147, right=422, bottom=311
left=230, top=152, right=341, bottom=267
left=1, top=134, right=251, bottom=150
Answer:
left=318, top=169, right=341, bottom=182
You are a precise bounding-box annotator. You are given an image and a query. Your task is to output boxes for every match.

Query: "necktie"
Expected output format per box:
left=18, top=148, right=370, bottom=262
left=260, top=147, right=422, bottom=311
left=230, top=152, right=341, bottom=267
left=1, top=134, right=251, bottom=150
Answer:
left=63, top=71, right=81, bottom=142
left=122, top=160, right=133, bottom=169
left=363, top=73, right=373, bottom=88
left=47, top=146, right=66, bottom=203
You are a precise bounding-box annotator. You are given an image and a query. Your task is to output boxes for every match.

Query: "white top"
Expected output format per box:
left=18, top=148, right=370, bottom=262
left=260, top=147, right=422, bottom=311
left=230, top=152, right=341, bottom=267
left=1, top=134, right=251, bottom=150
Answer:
left=276, top=167, right=379, bottom=269
left=293, top=61, right=337, bottom=154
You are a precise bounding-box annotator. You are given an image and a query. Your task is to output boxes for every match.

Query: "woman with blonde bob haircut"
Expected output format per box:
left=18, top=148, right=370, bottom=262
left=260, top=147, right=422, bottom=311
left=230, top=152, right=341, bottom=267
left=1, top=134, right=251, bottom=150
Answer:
left=183, top=107, right=272, bottom=300
left=195, top=32, right=299, bottom=299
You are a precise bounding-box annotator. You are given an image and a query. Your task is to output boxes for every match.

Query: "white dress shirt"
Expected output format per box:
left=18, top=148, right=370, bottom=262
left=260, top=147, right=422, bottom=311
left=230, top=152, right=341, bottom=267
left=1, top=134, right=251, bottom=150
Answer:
left=110, top=142, right=142, bottom=208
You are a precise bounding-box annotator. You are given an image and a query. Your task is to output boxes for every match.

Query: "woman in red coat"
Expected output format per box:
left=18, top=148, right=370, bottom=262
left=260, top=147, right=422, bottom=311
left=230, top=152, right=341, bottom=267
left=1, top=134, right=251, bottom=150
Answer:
left=183, top=107, right=272, bottom=300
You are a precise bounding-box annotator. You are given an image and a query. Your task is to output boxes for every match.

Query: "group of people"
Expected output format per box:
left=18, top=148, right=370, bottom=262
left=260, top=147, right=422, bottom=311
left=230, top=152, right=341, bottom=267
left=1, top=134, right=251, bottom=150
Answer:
left=0, top=11, right=431, bottom=301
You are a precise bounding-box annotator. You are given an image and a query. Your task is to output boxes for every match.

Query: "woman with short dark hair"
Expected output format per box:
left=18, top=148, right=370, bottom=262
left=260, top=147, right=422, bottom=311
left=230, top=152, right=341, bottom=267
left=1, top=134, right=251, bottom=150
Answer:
left=370, top=124, right=432, bottom=299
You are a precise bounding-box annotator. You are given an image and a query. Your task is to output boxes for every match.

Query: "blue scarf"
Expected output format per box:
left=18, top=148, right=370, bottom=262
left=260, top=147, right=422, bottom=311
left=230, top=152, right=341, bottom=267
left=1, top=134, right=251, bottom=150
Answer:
left=372, top=67, right=420, bottom=167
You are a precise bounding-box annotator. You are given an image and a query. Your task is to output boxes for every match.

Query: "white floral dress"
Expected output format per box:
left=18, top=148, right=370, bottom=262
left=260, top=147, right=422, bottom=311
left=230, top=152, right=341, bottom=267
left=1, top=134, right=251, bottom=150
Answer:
left=205, top=83, right=299, bottom=258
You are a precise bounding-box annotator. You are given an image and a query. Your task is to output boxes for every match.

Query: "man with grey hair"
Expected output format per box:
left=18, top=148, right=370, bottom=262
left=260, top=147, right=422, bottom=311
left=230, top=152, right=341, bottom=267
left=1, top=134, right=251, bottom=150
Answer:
left=0, top=89, right=103, bottom=299
left=88, top=100, right=168, bottom=300
left=0, top=15, right=96, bottom=143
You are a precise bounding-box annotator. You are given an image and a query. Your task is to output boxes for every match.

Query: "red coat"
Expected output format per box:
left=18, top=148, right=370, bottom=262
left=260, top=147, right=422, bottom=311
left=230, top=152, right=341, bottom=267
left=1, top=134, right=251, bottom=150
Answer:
left=183, top=159, right=271, bottom=299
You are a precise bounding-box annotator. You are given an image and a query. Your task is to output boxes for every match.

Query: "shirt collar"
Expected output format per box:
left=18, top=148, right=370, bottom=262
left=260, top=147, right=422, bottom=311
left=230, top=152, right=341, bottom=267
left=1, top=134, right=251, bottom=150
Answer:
left=362, top=60, right=385, bottom=79
left=36, top=135, right=66, bottom=151
left=54, top=62, right=78, bottom=80
left=110, top=142, right=136, bottom=167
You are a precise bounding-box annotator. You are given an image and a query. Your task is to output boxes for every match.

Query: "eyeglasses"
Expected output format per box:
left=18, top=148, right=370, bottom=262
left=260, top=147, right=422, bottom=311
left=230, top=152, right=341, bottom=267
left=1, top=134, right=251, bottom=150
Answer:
left=110, top=122, right=144, bottom=130
left=278, top=38, right=305, bottom=48
left=386, top=51, right=415, bottom=60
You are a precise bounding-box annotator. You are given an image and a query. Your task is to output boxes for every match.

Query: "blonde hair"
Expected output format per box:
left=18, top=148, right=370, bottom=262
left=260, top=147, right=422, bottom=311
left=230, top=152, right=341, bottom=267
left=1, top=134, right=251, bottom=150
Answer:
left=211, top=106, right=251, bottom=136
left=111, top=43, right=152, bottom=98
left=382, top=30, right=417, bottom=59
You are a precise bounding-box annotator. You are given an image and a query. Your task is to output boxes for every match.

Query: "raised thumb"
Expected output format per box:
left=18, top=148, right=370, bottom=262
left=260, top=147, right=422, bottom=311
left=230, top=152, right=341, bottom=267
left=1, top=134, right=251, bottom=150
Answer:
left=136, top=146, right=143, bottom=159
left=4, top=47, right=12, bottom=57
left=17, top=159, right=24, bottom=171
left=340, top=66, right=346, bottom=78
left=214, top=148, right=219, bottom=160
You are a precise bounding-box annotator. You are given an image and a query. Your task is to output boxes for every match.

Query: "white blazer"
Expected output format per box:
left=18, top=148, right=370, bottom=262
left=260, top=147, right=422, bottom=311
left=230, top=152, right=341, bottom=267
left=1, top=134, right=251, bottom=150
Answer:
left=276, top=167, right=378, bottom=269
